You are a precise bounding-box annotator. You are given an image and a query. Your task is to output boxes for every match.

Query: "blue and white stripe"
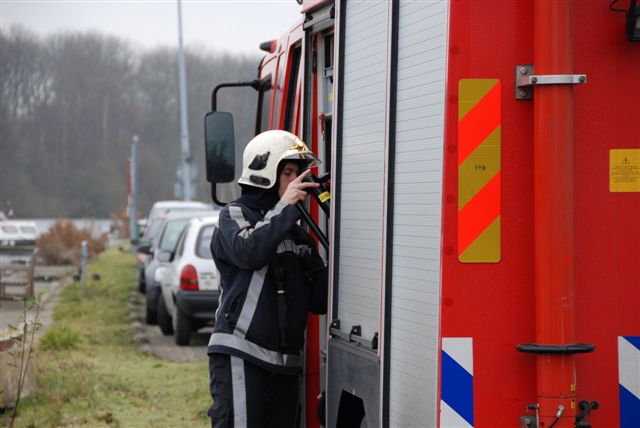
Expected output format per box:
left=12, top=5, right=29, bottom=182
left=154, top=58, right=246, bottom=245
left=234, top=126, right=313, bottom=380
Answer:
left=619, top=336, right=640, bottom=428
left=441, top=337, right=474, bottom=428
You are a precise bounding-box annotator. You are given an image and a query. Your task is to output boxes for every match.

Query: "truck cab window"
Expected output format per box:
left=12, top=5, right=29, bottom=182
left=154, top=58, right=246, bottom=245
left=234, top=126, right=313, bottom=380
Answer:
left=257, top=76, right=273, bottom=133
left=283, top=45, right=302, bottom=131
left=272, top=53, right=285, bottom=129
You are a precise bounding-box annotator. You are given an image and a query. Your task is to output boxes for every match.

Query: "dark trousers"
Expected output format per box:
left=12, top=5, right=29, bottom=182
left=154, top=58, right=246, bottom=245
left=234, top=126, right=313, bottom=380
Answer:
left=208, top=353, right=300, bottom=428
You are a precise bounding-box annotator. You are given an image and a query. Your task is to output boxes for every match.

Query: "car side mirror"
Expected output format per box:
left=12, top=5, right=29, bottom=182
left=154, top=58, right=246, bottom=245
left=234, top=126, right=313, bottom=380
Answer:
left=137, top=243, right=152, bottom=255
left=157, top=250, right=173, bottom=263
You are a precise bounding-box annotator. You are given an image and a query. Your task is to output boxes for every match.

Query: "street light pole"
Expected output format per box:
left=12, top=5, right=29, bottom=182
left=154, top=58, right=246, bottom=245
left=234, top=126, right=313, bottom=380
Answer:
left=129, top=134, right=139, bottom=244
left=177, top=0, right=193, bottom=201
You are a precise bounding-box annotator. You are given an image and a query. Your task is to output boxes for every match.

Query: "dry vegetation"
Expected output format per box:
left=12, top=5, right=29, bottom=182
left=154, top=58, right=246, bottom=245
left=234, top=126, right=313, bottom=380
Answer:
left=36, top=220, right=108, bottom=265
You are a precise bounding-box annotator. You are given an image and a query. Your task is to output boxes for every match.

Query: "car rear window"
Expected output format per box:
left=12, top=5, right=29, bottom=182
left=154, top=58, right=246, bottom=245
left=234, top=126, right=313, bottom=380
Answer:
left=196, top=225, right=215, bottom=259
left=159, top=219, right=190, bottom=252
left=20, top=226, right=37, bottom=234
left=143, top=218, right=164, bottom=240
left=2, top=225, right=18, bottom=233
left=148, top=204, right=210, bottom=223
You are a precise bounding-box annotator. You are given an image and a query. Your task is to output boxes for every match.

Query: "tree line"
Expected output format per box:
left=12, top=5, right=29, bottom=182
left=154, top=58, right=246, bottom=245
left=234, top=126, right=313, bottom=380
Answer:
left=1, top=26, right=260, bottom=218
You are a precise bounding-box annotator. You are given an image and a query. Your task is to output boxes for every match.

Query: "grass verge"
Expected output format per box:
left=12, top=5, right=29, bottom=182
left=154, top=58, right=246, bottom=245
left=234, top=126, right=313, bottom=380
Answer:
left=7, top=248, right=210, bottom=427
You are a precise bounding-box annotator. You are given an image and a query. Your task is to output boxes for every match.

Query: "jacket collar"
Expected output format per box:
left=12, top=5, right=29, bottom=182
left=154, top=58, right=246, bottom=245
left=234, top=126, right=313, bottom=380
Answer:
left=237, top=188, right=280, bottom=212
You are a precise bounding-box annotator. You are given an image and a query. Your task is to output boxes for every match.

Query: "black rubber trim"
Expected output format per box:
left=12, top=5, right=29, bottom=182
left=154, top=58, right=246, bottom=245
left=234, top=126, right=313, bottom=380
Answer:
left=382, top=1, right=399, bottom=427
left=331, top=0, right=347, bottom=321
left=516, top=343, right=596, bottom=354
left=175, top=290, right=220, bottom=318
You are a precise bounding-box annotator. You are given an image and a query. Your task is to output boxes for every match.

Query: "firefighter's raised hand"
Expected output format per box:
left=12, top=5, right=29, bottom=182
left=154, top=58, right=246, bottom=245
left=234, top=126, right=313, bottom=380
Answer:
left=280, top=169, right=320, bottom=206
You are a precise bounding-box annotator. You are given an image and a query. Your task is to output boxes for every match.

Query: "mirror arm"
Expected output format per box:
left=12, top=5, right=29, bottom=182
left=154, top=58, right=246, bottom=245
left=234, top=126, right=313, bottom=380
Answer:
left=211, top=80, right=260, bottom=112
left=210, top=184, right=227, bottom=208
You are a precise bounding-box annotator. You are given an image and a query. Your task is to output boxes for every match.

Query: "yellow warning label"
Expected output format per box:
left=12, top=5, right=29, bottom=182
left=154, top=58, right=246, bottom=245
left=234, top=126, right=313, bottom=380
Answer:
left=318, top=191, right=331, bottom=203
left=610, top=149, right=640, bottom=192
left=458, top=79, right=501, bottom=263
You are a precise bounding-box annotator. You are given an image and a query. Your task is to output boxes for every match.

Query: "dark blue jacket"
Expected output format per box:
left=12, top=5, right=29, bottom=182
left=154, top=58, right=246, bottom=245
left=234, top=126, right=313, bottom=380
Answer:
left=207, top=192, right=327, bottom=374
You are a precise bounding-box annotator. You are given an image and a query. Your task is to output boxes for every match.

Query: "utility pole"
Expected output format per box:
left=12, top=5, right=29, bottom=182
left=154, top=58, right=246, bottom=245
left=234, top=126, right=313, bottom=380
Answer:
left=177, top=0, right=193, bottom=201
left=129, top=134, right=139, bottom=244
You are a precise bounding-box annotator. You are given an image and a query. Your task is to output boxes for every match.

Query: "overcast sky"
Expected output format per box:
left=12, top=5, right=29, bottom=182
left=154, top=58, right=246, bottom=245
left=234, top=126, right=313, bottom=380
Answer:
left=1, top=0, right=303, bottom=54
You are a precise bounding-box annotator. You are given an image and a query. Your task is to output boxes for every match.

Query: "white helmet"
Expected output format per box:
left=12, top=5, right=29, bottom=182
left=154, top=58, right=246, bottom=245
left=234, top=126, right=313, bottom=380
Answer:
left=238, top=130, right=320, bottom=189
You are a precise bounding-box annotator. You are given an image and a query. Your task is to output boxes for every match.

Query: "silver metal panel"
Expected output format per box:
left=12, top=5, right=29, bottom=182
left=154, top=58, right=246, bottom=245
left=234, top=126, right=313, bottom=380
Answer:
left=336, top=0, right=388, bottom=341
left=389, top=1, right=449, bottom=427
left=326, top=339, right=380, bottom=428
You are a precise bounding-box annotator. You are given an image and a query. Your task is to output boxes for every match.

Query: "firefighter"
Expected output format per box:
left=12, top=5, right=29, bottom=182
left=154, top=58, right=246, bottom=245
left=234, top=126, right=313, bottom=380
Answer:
left=207, top=130, right=328, bottom=428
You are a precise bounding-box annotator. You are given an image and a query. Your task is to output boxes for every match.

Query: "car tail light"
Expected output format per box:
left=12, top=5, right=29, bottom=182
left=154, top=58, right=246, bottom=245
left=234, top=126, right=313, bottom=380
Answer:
left=180, top=264, right=199, bottom=291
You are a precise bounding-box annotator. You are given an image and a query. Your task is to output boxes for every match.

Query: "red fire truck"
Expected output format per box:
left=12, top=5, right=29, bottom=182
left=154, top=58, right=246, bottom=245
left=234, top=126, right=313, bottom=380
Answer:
left=204, top=1, right=640, bottom=427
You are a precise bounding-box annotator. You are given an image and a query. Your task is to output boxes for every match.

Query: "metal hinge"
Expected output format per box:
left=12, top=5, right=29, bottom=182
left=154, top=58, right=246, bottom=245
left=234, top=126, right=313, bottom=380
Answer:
left=515, top=64, right=587, bottom=100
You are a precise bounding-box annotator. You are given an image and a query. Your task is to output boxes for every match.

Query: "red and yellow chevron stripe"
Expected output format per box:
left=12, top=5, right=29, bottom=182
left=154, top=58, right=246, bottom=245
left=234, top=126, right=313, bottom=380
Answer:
left=458, top=79, right=501, bottom=263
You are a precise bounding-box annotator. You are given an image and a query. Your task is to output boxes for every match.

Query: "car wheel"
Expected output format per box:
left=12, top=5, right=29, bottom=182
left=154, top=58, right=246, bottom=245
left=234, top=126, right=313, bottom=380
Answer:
left=175, top=309, right=191, bottom=346
left=145, top=291, right=157, bottom=325
left=157, top=295, right=174, bottom=335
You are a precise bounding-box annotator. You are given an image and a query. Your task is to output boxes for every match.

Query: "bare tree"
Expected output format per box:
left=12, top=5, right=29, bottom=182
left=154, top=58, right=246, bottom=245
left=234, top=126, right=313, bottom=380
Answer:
left=1, top=28, right=260, bottom=218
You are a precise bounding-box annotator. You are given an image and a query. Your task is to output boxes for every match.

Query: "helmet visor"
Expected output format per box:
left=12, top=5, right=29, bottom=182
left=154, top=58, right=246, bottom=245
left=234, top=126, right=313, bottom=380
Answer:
left=280, top=139, right=321, bottom=169
left=281, top=150, right=321, bottom=168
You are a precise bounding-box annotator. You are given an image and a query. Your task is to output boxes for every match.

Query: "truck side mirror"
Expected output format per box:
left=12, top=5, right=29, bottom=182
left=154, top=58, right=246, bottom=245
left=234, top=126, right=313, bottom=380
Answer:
left=204, top=111, right=236, bottom=184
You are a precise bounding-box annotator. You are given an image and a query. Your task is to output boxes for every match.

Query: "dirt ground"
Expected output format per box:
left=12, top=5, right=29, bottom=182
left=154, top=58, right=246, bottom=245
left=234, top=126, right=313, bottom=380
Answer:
left=0, top=265, right=77, bottom=335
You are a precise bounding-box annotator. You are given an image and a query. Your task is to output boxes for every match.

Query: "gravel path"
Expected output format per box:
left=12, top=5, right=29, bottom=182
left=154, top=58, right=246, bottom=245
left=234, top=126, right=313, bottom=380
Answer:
left=128, top=290, right=210, bottom=363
